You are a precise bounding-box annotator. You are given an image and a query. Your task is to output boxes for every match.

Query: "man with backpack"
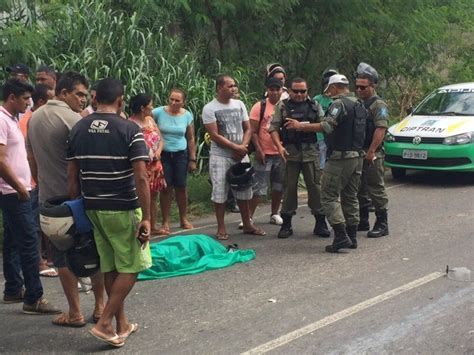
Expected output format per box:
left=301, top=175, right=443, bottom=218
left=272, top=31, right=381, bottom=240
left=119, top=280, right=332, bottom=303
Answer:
left=284, top=74, right=367, bottom=252
left=247, top=77, right=285, bottom=226
left=269, top=77, right=330, bottom=239
left=354, top=63, right=390, bottom=238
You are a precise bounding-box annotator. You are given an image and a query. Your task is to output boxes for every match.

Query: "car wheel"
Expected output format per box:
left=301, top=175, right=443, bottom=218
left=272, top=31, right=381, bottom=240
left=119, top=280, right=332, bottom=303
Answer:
left=391, top=168, right=406, bottom=180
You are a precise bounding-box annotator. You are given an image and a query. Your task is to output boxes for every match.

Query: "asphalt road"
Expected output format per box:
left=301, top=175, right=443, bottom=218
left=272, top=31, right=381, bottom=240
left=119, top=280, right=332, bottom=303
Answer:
left=1, top=170, right=473, bottom=354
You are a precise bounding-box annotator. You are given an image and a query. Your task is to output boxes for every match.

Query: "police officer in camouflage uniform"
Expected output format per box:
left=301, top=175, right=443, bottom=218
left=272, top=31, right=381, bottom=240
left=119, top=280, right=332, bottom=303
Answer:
left=355, top=63, right=389, bottom=238
left=269, top=77, right=330, bottom=239
left=285, top=74, right=366, bottom=252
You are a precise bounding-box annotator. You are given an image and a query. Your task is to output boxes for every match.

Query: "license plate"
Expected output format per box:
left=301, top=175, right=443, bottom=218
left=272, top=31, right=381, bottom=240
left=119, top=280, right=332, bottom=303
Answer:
left=402, top=149, right=428, bottom=160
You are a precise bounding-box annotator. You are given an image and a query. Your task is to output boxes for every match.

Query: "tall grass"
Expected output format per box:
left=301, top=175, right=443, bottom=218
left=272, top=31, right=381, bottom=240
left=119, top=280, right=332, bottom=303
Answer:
left=1, top=1, right=255, bottom=172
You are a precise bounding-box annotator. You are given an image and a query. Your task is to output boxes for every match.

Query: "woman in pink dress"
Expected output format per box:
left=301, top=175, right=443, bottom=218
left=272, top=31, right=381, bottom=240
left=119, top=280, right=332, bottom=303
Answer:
left=129, top=94, right=166, bottom=234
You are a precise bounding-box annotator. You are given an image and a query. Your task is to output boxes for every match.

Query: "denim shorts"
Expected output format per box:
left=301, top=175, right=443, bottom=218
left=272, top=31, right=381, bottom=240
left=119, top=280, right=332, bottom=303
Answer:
left=161, top=150, right=189, bottom=187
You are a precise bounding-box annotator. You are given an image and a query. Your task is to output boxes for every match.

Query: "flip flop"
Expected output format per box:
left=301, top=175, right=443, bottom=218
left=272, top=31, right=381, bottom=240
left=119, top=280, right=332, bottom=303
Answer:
left=39, top=268, right=58, bottom=277
left=243, top=228, right=266, bottom=236
left=153, top=226, right=170, bottom=236
left=92, top=312, right=102, bottom=323
left=52, top=312, right=86, bottom=328
left=119, top=323, right=138, bottom=341
left=89, top=328, right=125, bottom=348
left=215, top=233, right=230, bottom=241
left=180, top=222, right=194, bottom=230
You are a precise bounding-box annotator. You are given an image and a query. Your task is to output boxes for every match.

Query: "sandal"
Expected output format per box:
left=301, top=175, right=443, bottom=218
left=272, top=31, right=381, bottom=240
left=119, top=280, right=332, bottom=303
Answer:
left=180, top=221, right=193, bottom=230
left=153, top=226, right=170, bottom=236
left=52, top=312, right=86, bottom=328
left=243, top=228, right=266, bottom=236
left=92, top=312, right=102, bottom=323
left=89, top=328, right=125, bottom=348
left=39, top=267, right=58, bottom=277
left=215, top=232, right=230, bottom=241
left=118, top=323, right=138, bottom=341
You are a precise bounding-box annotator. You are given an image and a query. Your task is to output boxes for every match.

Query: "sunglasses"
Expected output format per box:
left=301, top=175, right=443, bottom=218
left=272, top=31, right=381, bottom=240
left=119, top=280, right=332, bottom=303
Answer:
left=356, top=85, right=370, bottom=90
left=291, top=89, right=307, bottom=94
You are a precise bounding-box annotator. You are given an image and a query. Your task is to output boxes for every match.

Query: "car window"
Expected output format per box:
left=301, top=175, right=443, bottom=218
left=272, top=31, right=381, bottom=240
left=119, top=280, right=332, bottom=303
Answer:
left=414, top=89, right=474, bottom=116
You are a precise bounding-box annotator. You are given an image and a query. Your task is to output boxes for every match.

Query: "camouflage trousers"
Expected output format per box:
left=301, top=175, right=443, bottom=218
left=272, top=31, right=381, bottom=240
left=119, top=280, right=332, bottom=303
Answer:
left=357, top=155, right=389, bottom=211
left=321, top=157, right=363, bottom=226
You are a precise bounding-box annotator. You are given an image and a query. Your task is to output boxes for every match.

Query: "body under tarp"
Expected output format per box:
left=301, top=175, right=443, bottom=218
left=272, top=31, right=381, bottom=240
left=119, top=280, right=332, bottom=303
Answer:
left=138, top=234, right=256, bottom=281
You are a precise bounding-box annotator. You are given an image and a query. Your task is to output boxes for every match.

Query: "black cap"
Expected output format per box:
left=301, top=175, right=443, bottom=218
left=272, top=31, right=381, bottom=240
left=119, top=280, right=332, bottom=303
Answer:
left=265, top=77, right=283, bottom=88
left=6, top=63, right=30, bottom=75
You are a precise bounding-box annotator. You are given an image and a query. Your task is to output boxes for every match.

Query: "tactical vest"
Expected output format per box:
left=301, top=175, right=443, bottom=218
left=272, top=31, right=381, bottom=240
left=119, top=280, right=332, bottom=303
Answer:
left=363, top=95, right=379, bottom=149
left=280, top=99, right=319, bottom=149
left=326, top=97, right=368, bottom=154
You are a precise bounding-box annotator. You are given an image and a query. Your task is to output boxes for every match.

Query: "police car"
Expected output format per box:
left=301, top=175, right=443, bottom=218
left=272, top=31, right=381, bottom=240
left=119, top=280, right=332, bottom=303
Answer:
left=384, top=82, right=474, bottom=179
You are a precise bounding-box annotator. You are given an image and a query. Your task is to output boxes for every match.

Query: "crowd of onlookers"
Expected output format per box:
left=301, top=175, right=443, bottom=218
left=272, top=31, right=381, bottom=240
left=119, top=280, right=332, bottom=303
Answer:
left=1, top=60, right=389, bottom=347
left=0, top=64, right=200, bottom=347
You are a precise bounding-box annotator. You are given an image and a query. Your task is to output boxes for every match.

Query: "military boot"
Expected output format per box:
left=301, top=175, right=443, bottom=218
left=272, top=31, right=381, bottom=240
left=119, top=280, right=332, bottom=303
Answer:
left=346, top=225, right=358, bottom=249
left=313, top=214, right=330, bottom=238
left=367, top=209, right=389, bottom=238
left=325, top=223, right=353, bottom=253
left=277, top=213, right=293, bottom=239
left=357, top=206, right=370, bottom=231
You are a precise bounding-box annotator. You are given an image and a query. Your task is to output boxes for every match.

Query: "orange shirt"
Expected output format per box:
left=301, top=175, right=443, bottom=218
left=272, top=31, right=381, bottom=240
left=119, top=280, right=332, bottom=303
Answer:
left=19, top=110, right=32, bottom=138
left=249, top=99, right=279, bottom=155
left=18, top=110, right=37, bottom=188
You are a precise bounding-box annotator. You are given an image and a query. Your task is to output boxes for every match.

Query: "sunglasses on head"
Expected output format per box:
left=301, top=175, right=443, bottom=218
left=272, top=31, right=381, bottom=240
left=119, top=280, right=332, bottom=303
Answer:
left=291, top=89, right=307, bottom=94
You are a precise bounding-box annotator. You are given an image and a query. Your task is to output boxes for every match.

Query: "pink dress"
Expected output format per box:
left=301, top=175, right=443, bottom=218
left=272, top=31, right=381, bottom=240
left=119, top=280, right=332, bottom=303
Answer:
left=130, top=116, right=166, bottom=193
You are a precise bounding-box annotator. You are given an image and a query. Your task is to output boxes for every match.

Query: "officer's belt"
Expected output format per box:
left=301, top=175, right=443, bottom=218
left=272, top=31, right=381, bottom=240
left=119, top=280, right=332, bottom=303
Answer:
left=328, top=150, right=363, bottom=159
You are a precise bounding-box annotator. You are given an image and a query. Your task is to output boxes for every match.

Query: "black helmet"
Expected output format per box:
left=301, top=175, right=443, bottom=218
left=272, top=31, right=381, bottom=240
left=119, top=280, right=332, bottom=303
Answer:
left=266, top=63, right=286, bottom=78
left=321, top=68, right=339, bottom=93
left=322, top=68, right=338, bottom=79
left=66, top=232, right=100, bottom=277
left=355, top=62, right=379, bottom=84
left=226, top=162, right=255, bottom=191
left=40, top=196, right=76, bottom=251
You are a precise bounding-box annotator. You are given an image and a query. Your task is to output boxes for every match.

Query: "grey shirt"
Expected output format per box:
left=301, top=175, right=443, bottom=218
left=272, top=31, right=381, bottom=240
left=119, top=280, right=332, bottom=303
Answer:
left=27, top=100, right=81, bottom=203
left=202, top=98, right=249, bottom=158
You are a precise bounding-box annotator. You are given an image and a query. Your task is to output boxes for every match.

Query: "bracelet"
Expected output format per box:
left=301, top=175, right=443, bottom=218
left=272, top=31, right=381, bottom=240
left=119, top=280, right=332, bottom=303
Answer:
left=188, top=159, right=197, bottom=162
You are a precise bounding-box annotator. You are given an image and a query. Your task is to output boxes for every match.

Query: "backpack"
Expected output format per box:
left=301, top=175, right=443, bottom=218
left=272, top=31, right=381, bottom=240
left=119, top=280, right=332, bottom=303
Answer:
left=247, top=98, right=267, bottom=154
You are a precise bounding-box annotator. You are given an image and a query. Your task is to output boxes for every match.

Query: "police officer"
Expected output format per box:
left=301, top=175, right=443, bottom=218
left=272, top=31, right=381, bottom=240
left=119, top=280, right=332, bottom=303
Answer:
left=269, top=77, right=330, bottom=239
left=355, top=63, right=389, bottom=238
left=284, top=74, right=366, bottom=252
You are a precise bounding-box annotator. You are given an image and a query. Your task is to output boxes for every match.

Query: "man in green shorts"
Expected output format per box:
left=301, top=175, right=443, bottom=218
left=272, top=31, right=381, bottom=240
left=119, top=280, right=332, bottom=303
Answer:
left=67, top=78, right=151, bottom=347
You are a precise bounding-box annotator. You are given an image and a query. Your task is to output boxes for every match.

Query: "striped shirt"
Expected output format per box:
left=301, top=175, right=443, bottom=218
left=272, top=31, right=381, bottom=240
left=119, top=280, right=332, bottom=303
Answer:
left=67, top=112, right=149, bottom=210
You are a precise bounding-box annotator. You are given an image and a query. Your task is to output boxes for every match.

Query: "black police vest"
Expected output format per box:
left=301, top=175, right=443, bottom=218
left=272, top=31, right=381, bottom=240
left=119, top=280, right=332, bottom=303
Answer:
left=326, top=97, right=367, bottom=153
left=363, top=95, right=379, bottom=149
left=280, top=99, right=319, bottom=148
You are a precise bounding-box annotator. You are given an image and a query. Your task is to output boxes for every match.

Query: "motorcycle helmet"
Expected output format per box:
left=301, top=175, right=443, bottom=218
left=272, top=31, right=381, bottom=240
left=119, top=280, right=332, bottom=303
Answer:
left=66, top=232, right=100, bottom=277
left=40, top=196, right=75, bottom=251
left=355, top=62, right=379, bottom=84
left=321, top=68, right=339, bottom=93
left=266, top=63, right=286, bottom=78
left=226, top=162, right=255, bottom=191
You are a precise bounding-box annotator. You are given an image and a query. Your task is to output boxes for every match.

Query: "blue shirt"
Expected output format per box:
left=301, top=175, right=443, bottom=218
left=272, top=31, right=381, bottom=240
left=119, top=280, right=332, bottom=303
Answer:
left=152, top=106, right=193, bottom=152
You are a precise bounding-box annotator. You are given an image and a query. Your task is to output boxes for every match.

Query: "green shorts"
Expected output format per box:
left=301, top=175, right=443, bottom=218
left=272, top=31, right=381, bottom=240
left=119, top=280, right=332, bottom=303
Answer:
left=86, top=209, right=152, bottom=274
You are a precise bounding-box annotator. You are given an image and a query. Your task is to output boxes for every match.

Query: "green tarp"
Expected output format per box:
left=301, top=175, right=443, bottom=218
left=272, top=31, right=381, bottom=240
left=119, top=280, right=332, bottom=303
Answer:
left=138, top=234, right=256, bottom=281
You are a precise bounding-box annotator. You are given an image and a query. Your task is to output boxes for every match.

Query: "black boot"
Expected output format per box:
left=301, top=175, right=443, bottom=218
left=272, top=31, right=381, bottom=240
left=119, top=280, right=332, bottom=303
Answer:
left=357, top=207, right=370, bottom=231
left=325, top=223, right=352, bottom=253
left=313, top=214, right=330, bottom=238
left=367, top=209, right=389, bottom=238
left=277, top=213, right=293, bottom=238
left=346, top=225, right=358, bottom=249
